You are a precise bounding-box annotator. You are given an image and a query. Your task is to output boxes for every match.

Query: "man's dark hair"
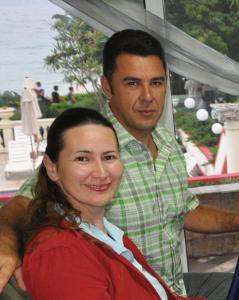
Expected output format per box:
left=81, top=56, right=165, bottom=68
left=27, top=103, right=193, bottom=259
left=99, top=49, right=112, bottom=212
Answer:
left=103, top=29, right=166, bottom=82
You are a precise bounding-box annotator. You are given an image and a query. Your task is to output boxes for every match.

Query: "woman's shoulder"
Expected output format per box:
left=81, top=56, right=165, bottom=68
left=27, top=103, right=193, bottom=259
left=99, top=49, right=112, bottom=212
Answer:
left=26, top=227, right=85, bottom=254
left=23, top=227, right=111, bottom=276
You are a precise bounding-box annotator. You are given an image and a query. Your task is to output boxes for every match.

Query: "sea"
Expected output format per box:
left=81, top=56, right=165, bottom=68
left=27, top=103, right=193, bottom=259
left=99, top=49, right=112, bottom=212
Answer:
left=0, top=0, right=70, bottom=97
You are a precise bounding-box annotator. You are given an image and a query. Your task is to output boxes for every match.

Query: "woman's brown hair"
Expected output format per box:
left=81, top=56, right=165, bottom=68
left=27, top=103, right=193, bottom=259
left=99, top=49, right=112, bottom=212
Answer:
left=23, top=107, right=119, bottom=251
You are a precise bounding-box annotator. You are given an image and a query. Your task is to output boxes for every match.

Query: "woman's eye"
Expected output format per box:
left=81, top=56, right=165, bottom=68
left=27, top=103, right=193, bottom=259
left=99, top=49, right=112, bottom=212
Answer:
left=104, top=155, right=116, bottom=161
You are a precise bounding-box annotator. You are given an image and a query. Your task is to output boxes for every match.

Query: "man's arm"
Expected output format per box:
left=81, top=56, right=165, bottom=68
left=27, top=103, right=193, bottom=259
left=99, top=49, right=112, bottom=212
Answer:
left=184, top=204, right=239, bottom=233
left=0, top=195, right=30, bottom=293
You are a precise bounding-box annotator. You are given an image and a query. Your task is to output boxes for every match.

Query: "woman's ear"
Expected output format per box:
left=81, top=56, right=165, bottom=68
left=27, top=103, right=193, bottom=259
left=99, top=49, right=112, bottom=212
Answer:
left=43, top=154, right=59, bottom=182
left=101, top=75, right=113, bottom=99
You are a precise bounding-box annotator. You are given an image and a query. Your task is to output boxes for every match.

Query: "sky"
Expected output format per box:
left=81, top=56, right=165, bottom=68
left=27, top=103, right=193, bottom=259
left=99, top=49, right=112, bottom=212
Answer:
left=0, top=0, right=69, bottom=96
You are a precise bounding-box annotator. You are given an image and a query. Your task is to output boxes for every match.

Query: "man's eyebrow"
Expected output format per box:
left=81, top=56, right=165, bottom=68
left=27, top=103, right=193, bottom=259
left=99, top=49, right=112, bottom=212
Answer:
left=123, top=76, right=140, bottom=82
left=123, top=76, right=166, bottom=82
left=151, top=76, right=166, bottom=81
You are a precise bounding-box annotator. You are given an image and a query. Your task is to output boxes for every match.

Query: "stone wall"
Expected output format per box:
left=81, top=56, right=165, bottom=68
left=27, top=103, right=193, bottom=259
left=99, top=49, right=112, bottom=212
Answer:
left=186, top=183, right=239, bottom=257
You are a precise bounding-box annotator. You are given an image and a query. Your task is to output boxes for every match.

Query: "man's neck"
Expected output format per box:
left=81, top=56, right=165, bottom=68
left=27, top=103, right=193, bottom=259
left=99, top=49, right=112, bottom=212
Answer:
left=133, top=132, right=158, bottom=159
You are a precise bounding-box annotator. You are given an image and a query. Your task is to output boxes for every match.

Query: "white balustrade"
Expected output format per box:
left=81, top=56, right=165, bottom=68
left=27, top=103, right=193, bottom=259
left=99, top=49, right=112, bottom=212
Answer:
left=211, top=103, right=239, bottom=173
left=0, top=118, right=54, bottom=153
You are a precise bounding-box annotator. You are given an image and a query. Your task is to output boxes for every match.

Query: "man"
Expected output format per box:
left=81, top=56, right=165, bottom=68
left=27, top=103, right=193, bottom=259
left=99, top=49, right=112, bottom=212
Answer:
left=34, top=81, right=45, bottom=102
left=67, top=86, right=77, bottom=104
left=51, top=85, right=60, bottom=103
left=0, top=29, right=238, bottom=299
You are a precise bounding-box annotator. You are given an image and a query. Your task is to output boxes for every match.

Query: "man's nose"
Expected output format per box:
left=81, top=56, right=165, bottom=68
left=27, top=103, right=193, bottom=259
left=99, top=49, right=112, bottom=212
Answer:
left=141, top=85, right=153, bottom=102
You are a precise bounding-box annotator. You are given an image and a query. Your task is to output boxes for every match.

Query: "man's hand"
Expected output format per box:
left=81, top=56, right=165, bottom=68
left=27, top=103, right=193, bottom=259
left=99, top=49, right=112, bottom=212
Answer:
left=184, top=204, right=239, bottom=234
left=14, top=265, right=26, bottom=291
left=0, top=244, right=21, bottom=293
left=0, top=195, right=30, bottom=293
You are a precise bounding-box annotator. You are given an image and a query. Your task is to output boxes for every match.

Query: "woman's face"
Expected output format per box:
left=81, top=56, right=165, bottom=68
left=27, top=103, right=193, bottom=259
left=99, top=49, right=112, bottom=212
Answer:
left=45, top=124, right=123, bottom=221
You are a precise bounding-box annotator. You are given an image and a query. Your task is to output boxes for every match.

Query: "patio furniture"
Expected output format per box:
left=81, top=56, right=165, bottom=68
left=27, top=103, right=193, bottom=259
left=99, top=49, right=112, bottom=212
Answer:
left=4, top=140, right=42, bottom=179
left=13, top=126, right=36, bottom=151
left=14, top=126, right=47, bottom=155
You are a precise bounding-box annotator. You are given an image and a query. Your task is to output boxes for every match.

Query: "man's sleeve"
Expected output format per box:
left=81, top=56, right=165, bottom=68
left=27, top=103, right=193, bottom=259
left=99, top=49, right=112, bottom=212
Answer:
left=15, top=169, right=38, bottom=199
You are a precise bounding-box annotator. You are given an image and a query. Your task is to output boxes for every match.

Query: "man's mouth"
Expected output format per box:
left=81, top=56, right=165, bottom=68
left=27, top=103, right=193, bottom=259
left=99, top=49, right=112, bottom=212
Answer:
left=138, top=110, right=155, bottom=116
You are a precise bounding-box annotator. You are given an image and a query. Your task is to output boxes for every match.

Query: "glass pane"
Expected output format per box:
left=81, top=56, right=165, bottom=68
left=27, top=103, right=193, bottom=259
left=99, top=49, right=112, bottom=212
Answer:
left=164, top=1, right=239, bottom=62
left=164, top=0, right=239, bottom=273
left=163, top=0, right=239, bottom=179
left=129, top=0, right=145, bottom=6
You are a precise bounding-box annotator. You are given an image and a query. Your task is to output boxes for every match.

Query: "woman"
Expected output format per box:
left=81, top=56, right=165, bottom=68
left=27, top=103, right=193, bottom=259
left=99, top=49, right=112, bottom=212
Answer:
left=22, top=108, right=205, bottom=300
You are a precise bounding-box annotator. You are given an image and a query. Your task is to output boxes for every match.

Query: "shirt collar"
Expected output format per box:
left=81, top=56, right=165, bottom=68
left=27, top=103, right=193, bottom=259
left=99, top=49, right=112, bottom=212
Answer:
left=79, top=217, right=133, bottom=260
left=101, top=102, right=135, bottom=149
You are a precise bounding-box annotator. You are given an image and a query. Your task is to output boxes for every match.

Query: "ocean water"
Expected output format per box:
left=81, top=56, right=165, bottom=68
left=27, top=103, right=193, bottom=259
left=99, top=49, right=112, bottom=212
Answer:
left=0, top=0, right=70, bottom=97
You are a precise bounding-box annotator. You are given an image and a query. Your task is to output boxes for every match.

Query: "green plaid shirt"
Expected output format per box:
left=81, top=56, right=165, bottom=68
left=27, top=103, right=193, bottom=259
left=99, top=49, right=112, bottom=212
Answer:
left=103, top=104, right=199, bottom=295
left=18, top=103, right=199, bottom=295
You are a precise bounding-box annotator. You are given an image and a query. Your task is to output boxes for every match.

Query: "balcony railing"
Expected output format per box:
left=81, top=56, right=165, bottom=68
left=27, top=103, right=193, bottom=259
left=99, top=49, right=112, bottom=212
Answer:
left=0, top=118, right=54, bottom=152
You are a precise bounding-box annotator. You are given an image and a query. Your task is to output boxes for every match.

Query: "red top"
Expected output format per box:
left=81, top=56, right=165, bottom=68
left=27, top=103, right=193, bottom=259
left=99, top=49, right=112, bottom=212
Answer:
left=23, top=228, right=205, bottom=300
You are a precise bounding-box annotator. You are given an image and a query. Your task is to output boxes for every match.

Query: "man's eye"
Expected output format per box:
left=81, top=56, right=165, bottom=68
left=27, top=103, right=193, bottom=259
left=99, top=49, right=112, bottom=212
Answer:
left=76, top=156, right=88, bottom=162
left=151, top=80, right=163, bottom=86
left=126, top=81, right=138, bottom=86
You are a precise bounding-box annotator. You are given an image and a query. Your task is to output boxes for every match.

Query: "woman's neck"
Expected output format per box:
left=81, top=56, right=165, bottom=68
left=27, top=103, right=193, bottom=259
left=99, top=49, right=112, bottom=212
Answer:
left=82, top=210, right=106, bottom=233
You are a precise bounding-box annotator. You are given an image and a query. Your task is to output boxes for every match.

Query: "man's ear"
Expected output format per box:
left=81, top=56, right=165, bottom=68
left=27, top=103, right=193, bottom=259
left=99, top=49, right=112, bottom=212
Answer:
left=43, top=154, right=59, bottom=182
left=101, top=75, right=113, bottom=99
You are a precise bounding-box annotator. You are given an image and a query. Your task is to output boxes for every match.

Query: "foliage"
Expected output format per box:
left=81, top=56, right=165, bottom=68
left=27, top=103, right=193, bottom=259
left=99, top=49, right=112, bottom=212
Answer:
left=45, top=15, right=107, bottom=109
left=230, top=0, right=239, bottom=8
left=0, top=90, right=98, bottom=120
left=38, top=100, right=59, bottom=118
left=175, top=108, right=219, bottom=148
left=52, top=92, right=99, bottom=113
left=189, top=177, right=239, bottom=187
left=0, top=91, right=21, bottom=120
left=165, top=0, right=239, bottom=61
left=0, top=91, right=20, bottom=109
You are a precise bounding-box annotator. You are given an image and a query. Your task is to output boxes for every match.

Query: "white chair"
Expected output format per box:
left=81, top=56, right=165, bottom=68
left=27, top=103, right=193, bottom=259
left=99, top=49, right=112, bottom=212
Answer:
left=13, top=126, right=36, bottom=152
left=38, top=140, right=47, bottom=154
left=5, top=140, right=35, bottom=178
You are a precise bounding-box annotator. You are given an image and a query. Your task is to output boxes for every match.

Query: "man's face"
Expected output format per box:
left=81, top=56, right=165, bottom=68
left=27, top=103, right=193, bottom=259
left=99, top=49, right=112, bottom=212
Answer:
left=101, top=53, right=166, bottom=140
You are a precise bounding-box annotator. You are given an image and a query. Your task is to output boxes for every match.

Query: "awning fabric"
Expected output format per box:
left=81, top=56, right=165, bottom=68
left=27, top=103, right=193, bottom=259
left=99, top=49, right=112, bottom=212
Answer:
left=50, top=0, right=239, bottom=95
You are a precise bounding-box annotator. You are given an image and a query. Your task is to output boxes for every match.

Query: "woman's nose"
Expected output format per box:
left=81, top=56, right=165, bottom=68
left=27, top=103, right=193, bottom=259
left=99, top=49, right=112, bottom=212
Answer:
left=92, top=161, right=108, bottom=178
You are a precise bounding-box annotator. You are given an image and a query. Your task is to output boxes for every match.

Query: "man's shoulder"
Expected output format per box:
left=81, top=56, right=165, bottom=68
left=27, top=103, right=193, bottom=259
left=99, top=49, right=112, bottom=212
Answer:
left=16, top=170, right=38, bottom=198
left=154, top=125, right=177, bottom=143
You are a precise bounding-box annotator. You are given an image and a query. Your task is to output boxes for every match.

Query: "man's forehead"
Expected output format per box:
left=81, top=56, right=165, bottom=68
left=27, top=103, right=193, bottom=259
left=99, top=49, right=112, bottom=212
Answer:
left=114, top=53, right=166, bottom=76
left=115, top=53, right=163, bottom=64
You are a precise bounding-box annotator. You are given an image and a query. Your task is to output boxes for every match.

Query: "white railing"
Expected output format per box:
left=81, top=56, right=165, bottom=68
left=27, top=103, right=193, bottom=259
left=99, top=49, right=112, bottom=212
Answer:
left=0, top=118, right=54, bottom=152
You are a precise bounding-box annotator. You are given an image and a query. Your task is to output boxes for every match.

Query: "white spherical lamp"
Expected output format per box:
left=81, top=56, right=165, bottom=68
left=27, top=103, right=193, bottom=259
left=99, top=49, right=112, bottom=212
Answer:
left=196, top=109, right=209, bottom=121
left=184, top=97, right=195, bottom=109
left=211, top=123, right=223, bottom=135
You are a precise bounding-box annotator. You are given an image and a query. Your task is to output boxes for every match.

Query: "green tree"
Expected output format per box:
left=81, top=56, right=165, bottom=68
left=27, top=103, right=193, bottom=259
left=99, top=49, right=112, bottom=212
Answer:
left=164, top=0, right=239, bottom=61
left=230, top=0, right=239, bottom=8
left=45, top=15, right=107, bottom=109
